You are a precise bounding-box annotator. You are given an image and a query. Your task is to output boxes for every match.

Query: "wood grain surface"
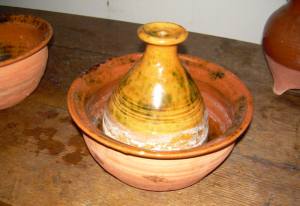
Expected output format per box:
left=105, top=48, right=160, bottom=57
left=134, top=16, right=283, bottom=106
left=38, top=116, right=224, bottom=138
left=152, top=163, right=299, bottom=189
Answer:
left=0, top=6, right=299, bottom=206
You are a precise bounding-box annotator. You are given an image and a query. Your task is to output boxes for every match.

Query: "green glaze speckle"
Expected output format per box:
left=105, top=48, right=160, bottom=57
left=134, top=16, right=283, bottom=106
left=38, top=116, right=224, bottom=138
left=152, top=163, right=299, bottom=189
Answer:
left=210, top=71, right=225, bottom=80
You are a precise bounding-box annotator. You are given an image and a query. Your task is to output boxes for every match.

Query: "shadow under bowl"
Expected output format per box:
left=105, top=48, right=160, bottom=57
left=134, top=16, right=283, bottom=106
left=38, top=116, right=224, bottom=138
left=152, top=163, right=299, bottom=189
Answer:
left=67, top=53, right=253, bottom=191
left=0, top=14, right=53, bottom=109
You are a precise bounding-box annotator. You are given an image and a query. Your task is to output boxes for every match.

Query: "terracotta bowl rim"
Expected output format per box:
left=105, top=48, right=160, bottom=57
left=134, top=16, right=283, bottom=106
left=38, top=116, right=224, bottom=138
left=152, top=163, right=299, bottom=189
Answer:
left=67, top=53, right=254, bottom=159
left=0, top=14, right=53, bottom=68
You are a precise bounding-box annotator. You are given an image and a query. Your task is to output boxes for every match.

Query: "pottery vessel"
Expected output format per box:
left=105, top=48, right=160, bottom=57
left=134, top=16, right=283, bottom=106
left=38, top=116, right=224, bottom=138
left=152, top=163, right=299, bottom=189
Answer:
left=0, top=14, right=53, bottom=109
left=263, top=0, right=300, bottom=95
left=103, top=22, right=208, bottom=151
left=68, top=53, right=253, bottom=191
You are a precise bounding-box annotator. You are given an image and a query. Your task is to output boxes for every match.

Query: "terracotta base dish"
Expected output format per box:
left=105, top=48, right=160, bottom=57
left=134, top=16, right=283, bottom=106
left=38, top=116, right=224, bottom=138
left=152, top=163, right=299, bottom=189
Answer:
left=0, top=14, right=53, bottom=109
left=68, top=53, right=253, bottom=191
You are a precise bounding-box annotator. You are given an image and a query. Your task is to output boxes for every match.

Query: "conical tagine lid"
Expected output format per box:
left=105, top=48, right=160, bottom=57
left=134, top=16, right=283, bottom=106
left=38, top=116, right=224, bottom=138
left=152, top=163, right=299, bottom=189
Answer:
left=103, top=22, right=208, bottom=151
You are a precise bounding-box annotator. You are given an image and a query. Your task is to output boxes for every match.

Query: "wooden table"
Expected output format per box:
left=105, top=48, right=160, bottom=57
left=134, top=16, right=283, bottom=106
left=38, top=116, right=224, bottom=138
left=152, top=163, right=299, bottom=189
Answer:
left=0, top=6, right=299, bottom=206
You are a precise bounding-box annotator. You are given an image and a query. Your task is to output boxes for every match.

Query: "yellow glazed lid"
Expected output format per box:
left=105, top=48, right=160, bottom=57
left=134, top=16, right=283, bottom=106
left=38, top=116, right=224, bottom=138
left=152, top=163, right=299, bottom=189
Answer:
left=103, top=22, right=208, bottom=151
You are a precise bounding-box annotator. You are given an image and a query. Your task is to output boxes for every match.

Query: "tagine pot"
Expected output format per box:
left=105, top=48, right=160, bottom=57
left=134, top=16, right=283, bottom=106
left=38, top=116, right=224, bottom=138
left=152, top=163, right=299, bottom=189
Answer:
left=0, top=14, right=53, bottom=109
left=67, top=22, right=253, bottom=191
left=263, top=0, right=300, bottom=95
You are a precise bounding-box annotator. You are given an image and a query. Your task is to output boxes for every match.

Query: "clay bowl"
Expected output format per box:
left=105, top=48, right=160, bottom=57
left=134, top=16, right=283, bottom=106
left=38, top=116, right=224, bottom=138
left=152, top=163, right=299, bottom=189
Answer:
left=68, top=53, right=253, bottom=191
left=0, top=14, right=53, bottom=109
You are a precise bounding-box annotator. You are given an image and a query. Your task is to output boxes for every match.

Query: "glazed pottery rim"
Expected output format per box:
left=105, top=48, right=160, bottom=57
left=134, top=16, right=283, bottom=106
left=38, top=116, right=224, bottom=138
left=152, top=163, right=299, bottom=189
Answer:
left=137, top=21, right=188, bottom=46
left=0, top=14, right=53, bottom=68
left=68, top=53, right=254, bottom=160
